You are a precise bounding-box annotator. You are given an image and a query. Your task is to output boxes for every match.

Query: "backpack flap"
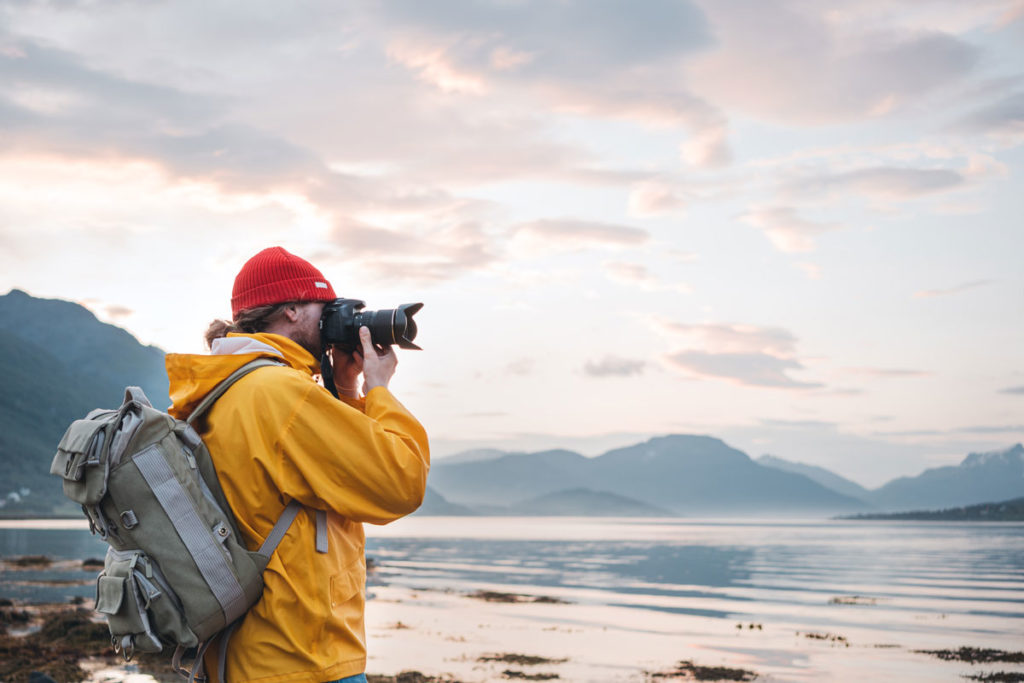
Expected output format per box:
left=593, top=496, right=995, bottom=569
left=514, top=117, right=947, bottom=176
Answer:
left=51, top=419, right=111, bottom=505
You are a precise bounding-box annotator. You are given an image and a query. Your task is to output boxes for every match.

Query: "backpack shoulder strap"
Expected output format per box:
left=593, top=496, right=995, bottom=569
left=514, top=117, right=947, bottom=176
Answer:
left=186, top=358, right=285, bottom=425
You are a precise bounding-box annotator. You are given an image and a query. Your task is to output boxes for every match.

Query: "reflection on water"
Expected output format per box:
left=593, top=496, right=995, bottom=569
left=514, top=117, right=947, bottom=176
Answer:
left=0, top=522, right=108, bottom=603
left=363, top=517, right=1024, bottom=641
left=2, top=517, right=1022, bottom=644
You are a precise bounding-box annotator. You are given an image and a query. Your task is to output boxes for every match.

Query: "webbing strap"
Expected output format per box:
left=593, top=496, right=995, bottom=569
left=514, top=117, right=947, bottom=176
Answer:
left=258, top=500, right=302, bottom=558
left=315, top=510, right=329, bottom=554
left=189, top=638, right=214, bottom=683
left=134, top=445, right=248, bottom=624
left=172, top=644, right=187, bottom=676
left=186, top=359, right=284, bottom=425
left=218, top=619, right=243, bottom=683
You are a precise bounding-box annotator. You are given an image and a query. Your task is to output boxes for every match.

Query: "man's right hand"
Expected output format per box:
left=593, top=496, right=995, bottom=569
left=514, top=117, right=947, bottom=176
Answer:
left=359, top=326, right=397, bottom=393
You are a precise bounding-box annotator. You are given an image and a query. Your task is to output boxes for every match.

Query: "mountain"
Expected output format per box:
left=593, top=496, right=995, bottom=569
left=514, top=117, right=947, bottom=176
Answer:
left=0, top=290, right=169, bottom=516
left=430, top=435, right=868, bottom=516
left=412, top=486, right=475, bottom=516
left=435, top=448, right=512, bottom=465
left=844, top=496, right=1024, bottom=522
left=868, top=444, right=1024, bottom=511
left=428, top=449, right=591, bottom=507
left=757, top=454, right=870, bottom=501
left=504, top=488, right=671, bottom=516
left=582, top=435, right=866, bottom=515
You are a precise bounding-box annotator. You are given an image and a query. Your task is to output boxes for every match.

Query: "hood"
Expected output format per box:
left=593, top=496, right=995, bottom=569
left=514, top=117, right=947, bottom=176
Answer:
left=166, top=332, right=320, bottom=419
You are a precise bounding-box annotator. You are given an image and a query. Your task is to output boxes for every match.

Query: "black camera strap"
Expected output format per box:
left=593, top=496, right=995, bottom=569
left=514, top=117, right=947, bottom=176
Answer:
left=319, top=349, right=340, bottom=399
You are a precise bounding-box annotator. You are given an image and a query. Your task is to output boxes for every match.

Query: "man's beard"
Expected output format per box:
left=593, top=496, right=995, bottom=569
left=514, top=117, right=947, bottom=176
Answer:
left=294, top=323, right=322, bottom=359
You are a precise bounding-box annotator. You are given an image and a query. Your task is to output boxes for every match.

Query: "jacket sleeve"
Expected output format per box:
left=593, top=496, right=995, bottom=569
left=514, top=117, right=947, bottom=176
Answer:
left=273, top=382, right=430, bottom=524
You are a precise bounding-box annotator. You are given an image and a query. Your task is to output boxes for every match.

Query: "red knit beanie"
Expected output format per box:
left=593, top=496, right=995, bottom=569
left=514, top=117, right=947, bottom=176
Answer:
left=231, top=247, right=337, bottom=316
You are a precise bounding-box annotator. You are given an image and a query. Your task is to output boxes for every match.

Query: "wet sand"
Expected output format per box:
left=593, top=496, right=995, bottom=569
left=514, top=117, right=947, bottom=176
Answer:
left=3, top=583, right=1024, bottom=682
left=362, top=584, right=1024, bottom=682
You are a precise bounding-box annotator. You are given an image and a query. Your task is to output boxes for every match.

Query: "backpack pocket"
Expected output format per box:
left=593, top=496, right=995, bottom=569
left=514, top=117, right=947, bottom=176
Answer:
left=51, top=419, right=111, bottom=505
left=97, top=548, right=196, bottom=658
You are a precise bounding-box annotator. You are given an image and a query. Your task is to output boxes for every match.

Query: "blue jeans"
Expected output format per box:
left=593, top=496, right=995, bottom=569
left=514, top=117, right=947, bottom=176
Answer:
left=325, top=676, right=366, bottom=683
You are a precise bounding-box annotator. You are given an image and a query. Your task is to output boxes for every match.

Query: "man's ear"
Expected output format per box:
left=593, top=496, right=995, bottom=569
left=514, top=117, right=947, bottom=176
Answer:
left=280, top=304, right=301, bottom=323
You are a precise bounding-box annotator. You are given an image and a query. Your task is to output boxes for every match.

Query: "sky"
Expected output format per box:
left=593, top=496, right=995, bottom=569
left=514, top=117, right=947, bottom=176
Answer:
left=1, top=0, right=1022, bottom=487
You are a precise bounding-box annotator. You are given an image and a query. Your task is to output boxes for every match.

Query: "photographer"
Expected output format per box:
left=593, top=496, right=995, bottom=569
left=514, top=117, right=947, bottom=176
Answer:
left=166, top=246, right=429, bottom=683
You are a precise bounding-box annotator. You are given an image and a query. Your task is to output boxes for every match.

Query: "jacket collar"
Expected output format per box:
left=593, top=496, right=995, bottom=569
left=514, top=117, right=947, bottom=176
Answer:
left=166, top=332, right=320, bottom=419
left=219, top=332, right=320, bottom=376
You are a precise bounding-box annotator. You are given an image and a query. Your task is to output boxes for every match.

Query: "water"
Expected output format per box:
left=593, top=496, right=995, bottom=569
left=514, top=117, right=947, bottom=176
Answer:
left=3, top=517, right=1023, bottom=681
left=362, top=517, right=1024, bottom=640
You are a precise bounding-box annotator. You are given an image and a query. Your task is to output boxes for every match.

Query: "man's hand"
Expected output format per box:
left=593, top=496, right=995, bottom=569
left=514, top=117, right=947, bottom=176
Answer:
left=329, top=345, right=363, bottom=399
left=359, top=326, right=397, bottom=393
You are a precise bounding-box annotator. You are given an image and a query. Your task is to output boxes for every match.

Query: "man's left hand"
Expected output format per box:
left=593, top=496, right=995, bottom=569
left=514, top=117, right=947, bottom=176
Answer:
left=329, top=346, right=364, bottom=399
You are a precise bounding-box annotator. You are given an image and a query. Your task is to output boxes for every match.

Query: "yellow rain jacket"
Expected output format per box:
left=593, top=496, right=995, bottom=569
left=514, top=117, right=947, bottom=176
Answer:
left=166, top=332, right=429, bottom=683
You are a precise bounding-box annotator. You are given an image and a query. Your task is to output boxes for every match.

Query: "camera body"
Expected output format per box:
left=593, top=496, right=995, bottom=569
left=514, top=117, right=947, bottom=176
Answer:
left=319, top=298, right=423, bottom=353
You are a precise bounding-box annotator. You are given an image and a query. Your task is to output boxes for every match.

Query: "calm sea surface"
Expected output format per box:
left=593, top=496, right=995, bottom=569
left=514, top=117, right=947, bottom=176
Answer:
left=2, top=516, right=1023, bottom=680
left=363, top=517, right=1024, bottom=640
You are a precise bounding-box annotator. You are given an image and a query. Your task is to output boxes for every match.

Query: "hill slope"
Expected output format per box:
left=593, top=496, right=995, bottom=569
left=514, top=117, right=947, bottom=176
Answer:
left=428, top=449, right=591, bottom=507
left=0, top=290, right=169, bottom=515
left=868, top=444, right=1024, bottom=511
left=757, top=454, right=870, bottom=501
left=506, top=488, right=671, bottom=516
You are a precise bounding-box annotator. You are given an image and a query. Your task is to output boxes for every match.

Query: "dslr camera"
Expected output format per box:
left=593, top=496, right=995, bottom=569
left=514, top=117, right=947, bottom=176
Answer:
left=318, top=298, right=423, bottom=397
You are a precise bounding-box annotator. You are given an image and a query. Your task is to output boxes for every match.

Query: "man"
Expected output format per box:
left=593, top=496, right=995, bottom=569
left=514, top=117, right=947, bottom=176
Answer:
left=165, top=246, right=429, bottom=683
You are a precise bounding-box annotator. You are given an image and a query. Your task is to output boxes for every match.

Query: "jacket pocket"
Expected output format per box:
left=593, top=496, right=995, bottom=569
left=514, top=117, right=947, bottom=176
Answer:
left=330, top=561, right=366, bottom=608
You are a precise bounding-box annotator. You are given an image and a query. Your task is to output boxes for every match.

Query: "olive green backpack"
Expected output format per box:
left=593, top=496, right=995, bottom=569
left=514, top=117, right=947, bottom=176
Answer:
left=50, top=358, right=323, bottom=682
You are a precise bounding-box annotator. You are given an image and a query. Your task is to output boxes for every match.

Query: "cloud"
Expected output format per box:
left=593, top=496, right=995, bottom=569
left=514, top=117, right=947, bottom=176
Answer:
left=512, top=218, right=649, bottom=250
left=788, top=166, right=966, bottom=200
left=665, top=350, right=822, bottom=389
left=741, top=206, right=841, bottom=253
left=913, top=279, right=995, bottom=298
left=659, top=322, right=798, bottom=356
left=956, top=424, right=1024, bottom=434
left=387, top=41, right=488, bottom=94
left=104, top=305, right=134, bottom=320
left=876, top=424, right=1024, bottom=436
left=628, top=181, right=688, bottom=217
left=1000, top=386, right=1024, bottom=395
left=603, top=262, right=691, bottom=294
left=953, top=90, right=1024, bottom=144
left=376, top=0, right=733, bottom=168
left=583, top=356, right=646, bottom=378
left=844, top=367, right=930, bottom=378
left=688, top=1, right=980, bottom=124
left=659, top=321, right=821, bottom=389
left=328, top=215, right=498, bottom=285
left=760, top=418, right=837, bottom=430
left=505, top=358, right=535, bottom=376
left=874, top=428, right=946, bottom=437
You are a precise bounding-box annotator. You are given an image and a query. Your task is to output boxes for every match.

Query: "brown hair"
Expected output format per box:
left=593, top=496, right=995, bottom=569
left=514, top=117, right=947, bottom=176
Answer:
left=204, top=302, right=295, bottom=349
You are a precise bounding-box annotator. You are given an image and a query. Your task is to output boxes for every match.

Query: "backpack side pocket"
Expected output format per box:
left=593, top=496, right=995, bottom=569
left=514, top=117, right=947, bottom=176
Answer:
left=51, top=419, right=111, bottom=505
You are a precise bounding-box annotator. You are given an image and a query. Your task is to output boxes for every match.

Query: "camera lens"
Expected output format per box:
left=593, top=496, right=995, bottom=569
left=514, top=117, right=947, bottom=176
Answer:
left=357, top=309, right=399, bottom=346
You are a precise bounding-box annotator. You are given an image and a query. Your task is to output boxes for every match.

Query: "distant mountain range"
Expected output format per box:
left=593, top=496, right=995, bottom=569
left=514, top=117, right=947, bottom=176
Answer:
left=428, top=436, right=867, bottom=516
left=2, top=289, right=1023, bottom=519
left=426, top=442, right=1024, bottom=517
